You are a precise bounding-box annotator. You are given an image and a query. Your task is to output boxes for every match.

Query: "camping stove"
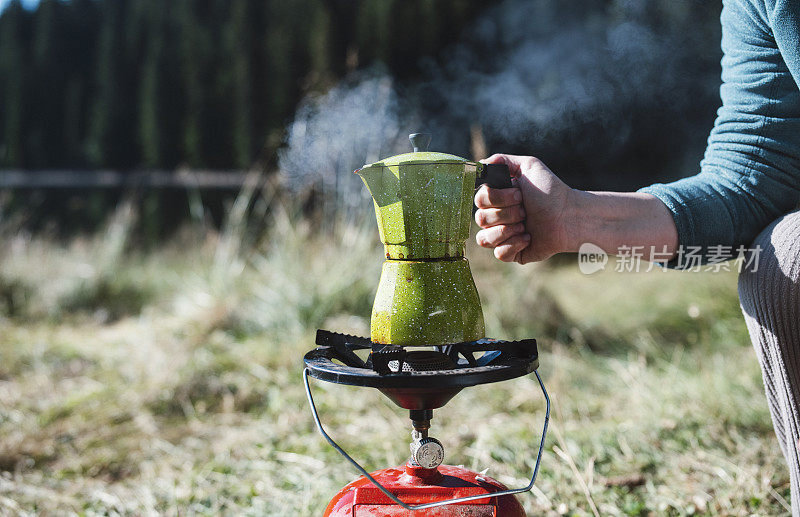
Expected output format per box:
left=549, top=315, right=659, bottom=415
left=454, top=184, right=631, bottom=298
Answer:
left=303, top=331, right=549, bottom=515
left=302, top=134, right=549, bottom=515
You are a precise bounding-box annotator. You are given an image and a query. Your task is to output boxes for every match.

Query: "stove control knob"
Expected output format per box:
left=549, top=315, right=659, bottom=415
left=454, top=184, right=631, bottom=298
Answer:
left=411, top=437, right=444, bottom=469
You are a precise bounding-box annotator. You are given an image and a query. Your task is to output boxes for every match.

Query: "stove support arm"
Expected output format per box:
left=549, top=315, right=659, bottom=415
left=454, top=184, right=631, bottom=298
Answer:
left=303, top=367, right=550, bottom=511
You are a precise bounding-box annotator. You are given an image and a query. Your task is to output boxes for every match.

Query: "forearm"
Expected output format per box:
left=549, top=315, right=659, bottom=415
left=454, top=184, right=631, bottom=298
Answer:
left=627, top=0, right=800, bottom=263
left=564, top=190, right=678, bottom=260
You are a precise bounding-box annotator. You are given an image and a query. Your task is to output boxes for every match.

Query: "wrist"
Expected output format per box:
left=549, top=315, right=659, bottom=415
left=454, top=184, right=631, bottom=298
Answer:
left=559, top=190, right=679, bottom=259
left=560, top=188, right=597, bottom=253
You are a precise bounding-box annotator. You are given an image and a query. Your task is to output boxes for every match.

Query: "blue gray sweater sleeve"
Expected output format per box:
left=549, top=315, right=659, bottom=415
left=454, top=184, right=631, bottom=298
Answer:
left=638, top=0, right=800, bottom=263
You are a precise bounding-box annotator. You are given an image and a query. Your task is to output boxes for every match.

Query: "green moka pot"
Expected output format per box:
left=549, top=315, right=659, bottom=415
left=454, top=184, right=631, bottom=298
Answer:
left=370, top=259, right=484, bottom=346
left=356, top=133, right=487, bottom=346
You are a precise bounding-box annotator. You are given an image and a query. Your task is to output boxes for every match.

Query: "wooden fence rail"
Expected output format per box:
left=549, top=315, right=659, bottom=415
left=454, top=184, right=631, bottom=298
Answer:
left=0, top=170, right=260, bottom=189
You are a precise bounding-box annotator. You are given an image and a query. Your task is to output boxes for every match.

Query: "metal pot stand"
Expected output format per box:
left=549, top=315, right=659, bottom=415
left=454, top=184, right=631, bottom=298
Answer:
left=303, top=329, right=550, bottom=512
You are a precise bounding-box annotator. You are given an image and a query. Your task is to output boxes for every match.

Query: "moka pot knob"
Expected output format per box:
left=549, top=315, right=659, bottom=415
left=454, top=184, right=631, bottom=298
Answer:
left=409, top=133, right=431, bottom=152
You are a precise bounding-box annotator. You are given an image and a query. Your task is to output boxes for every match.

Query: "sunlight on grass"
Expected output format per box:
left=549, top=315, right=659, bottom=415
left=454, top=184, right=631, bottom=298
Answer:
left=0, top=191, right=789, bottom=515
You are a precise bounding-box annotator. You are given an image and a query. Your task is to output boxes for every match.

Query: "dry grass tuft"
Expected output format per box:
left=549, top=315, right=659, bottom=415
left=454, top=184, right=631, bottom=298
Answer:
left=0, top=191, right=790, bottom=515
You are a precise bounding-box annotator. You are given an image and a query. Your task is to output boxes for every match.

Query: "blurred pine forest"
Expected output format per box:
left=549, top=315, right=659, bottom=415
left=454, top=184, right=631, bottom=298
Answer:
left=0, top=0, right=725, bottom=233
left=0, top=0, right=498, bottom=171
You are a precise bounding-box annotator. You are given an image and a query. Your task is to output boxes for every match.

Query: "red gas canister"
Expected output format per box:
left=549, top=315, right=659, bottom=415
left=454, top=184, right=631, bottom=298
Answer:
left=324, top=463, right=526, bottom=517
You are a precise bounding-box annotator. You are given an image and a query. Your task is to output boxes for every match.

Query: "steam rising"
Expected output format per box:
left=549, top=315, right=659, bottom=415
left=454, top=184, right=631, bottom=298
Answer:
left=280, top=0, right=720, bottom=202
left=281, top=75, right=405, bottom=204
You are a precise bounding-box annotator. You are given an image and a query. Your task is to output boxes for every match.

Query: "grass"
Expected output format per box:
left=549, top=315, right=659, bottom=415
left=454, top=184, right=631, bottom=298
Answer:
left=0, top=190, right=790, bottom=516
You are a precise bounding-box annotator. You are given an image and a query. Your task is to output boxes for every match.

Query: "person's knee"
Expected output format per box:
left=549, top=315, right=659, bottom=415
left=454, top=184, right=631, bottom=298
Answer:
left=738, top=210, right=800, bottom=314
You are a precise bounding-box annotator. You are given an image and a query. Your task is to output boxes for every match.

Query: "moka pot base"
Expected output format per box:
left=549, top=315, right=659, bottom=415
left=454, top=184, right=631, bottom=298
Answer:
left=371, top=258, right=484, bottom=347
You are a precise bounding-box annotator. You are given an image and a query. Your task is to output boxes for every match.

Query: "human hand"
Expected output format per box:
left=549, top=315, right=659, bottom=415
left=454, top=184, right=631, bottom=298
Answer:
left=474, top=154, right=576, bottom=264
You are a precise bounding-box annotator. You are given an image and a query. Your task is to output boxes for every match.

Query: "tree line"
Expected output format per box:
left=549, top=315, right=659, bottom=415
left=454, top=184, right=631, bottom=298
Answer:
left=0, top=0, right=495, bottom=171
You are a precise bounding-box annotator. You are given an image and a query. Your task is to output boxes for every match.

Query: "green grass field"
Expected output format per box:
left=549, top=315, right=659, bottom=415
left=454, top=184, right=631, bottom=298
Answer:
left=0, top=197, right=790, bottom=516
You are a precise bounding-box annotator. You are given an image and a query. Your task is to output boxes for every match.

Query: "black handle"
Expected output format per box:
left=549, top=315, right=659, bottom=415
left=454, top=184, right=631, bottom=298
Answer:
left=476, top=163, right=513, bottom=189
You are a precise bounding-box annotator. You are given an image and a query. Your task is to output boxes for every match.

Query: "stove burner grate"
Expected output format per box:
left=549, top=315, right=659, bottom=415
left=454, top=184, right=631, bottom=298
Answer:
left=388, top=351, right=456, bottom=373
left=304, top=330, right=538, bottom=390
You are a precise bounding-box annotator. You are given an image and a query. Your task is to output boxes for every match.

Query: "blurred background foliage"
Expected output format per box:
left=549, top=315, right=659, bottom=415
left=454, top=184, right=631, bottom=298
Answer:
left=0, top=0, right=497, bottom=170
left=0, top=0, right=721, bottom=179
left=0, top=0, right=725, bottom=235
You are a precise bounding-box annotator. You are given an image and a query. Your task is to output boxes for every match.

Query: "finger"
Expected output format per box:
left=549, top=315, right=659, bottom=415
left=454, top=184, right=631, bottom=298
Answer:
left=481, top=153, right=510, bottom=165
left=474, top=185, right=522, bottom=209
left=475, top=223, right=525, bottom=248
left=481, top=154, right=521, bottom=176
left=474, top=205, right=526, bottom=228
left=494, top=233, right=531, bottom=262
left=481, top=153, right=544, bottom=175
